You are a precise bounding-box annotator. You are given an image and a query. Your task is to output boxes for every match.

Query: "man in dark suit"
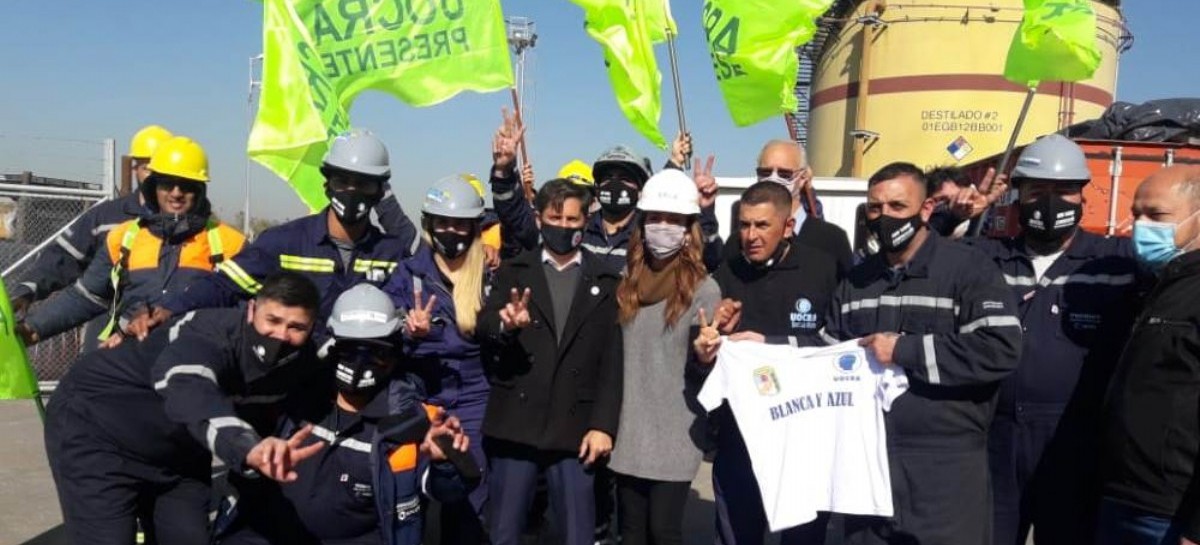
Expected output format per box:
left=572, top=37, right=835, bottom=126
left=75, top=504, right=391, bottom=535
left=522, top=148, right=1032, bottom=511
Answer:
left=478, top=178, right=624, bottom=545
left=724, top=139, right=854, bottom=276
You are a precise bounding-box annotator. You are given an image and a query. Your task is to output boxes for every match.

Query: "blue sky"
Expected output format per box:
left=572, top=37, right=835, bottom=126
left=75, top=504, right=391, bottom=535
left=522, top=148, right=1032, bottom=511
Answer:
left=1, top=1, right=1197, bottom=222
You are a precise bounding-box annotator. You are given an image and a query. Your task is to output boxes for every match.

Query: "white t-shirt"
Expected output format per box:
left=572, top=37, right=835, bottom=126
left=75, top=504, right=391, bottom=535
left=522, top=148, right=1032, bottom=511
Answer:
left=1030, top=250, right=1065, bottom=282
left=697, top=340, right=909, bottom=532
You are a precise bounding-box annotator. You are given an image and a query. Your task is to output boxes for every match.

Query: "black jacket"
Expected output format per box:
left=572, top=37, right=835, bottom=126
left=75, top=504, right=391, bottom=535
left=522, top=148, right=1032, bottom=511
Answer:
left=478, top=249, right=623, bottom=452
left=1102, top=251, right=1200, bottom=540
left=713, top=240, right=838, bottom=346
left=50, top=308, right=321, bottom=474
left=723, top=201, right=853, bottom=278
left=823, top=232, right=1022, bottom=448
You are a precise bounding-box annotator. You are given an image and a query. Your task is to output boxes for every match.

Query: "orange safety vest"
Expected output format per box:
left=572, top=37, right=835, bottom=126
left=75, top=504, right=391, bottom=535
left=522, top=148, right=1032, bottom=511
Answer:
left=100, top=219, right=246, bottom=339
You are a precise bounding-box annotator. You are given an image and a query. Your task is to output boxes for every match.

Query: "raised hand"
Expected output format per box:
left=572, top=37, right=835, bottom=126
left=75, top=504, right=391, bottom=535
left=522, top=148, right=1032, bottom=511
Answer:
left=670, top=132, right=693, bottom=167
left=406, top=283, right=437, bottom=339
left=521, top=162, right=536, bottom=203
left=245, top=424, right=325, bottom=483
left=498, top=288, right=532, bottom=331
left=492, top=107, right=526, bottom=171
left=693, top=154, right=718, bottom=209
left=693, top=307, right=722, bottom=364
left=979, top=167, right=1010, bottom=206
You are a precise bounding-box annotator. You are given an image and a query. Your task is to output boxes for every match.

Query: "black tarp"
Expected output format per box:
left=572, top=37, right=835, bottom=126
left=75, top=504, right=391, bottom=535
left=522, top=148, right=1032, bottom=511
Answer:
left=1064, top=98, right=1200, bottom=143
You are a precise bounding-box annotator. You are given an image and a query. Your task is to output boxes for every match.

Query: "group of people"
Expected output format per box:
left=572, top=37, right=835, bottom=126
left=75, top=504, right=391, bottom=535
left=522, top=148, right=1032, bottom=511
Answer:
left=14, top=111, right=1200, bottom=545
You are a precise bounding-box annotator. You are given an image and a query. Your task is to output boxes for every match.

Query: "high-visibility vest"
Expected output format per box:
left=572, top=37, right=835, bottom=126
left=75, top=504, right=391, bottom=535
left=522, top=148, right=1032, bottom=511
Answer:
left=100, top=220, right=234, bottom=340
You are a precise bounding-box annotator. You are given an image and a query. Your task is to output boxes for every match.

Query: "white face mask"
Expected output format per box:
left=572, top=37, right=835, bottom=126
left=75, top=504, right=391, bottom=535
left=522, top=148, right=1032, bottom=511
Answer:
left=644, top=223, right=687, bottom=259
left=757, top=167, right=804, bottom=197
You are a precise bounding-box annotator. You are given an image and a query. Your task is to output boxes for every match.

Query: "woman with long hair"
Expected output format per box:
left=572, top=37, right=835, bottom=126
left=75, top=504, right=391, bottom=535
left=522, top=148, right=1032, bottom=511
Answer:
left=384, top=174, right=491, bottom=545
left=609, top=170, right=722, bottom=545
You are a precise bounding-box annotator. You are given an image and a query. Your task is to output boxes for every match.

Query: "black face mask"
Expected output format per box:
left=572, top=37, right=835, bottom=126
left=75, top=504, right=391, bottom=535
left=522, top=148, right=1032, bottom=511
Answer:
left=867, top=214, right=923, bottom=254
left=1019, top=194, right=1082, bottom=243
left=327, top=188, right=380, bottom=226
left=431, top=230, right=474, bottom=260
left=597, top=180, right=638, bottom=221
left=332, top=343, right=391, bottom=396
left=246, top=327, right=300, bottom=370
left=927, top=204, right=962, bottom=237
left=541, top=224, right=583, bottom=255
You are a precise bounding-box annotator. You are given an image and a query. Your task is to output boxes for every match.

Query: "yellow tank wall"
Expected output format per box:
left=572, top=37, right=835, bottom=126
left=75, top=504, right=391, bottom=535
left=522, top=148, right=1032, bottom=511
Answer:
left=808, top=0, right=1124, bottom=177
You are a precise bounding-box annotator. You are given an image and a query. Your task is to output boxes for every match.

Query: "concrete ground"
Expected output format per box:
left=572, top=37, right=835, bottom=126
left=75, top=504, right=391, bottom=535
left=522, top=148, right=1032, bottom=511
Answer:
left=0, top=400, right=722, bottom=545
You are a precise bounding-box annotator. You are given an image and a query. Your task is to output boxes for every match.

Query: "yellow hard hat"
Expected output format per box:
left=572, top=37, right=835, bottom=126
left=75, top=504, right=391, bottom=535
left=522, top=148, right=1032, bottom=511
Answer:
left=148, top=136, right=209, bottom=183
left=129, top=125, right=174, bottom=159
left=558, top=159, right=594, bottom=187
left=464, top=174, right=486, bottom=198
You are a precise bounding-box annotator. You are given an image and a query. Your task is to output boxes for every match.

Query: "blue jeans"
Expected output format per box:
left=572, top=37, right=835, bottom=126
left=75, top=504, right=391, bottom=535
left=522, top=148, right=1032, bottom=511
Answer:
left=1095, top=497, right=1182, bottom=545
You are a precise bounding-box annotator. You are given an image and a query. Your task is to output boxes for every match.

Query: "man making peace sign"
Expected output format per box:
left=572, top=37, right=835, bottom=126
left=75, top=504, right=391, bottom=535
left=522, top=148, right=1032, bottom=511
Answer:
left=478, top=178, right=624, bottom=545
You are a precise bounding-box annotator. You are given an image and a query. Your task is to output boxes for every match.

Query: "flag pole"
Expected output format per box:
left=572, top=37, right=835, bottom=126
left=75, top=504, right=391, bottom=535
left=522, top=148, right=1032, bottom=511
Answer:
left=665, top=29, right=690, bottom=164
left=969, top=86, right=1036, bottom=237
left=509, top=87, right=530, bottom=167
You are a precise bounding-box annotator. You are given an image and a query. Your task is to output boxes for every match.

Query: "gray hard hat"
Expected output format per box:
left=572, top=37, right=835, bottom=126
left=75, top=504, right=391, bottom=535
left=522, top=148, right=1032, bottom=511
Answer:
left=593, top=145, right=652, bottom=186
left=1011, top=134, right=1090, bottom=183
left=327, top=284, right=400, bottom=340
left=422, top=174, right=485, bottom=219
left=323, top=129, right=391, bottom=178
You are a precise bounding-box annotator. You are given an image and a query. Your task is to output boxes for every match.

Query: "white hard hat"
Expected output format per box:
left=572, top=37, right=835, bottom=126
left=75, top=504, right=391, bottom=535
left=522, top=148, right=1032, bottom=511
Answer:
left=637, top=169, right=700, bottom=216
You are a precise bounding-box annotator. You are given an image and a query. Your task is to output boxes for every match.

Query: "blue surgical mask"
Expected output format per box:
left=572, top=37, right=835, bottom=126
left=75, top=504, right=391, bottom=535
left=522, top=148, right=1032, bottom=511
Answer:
left=1133, top=219, right=1189, bottom=272
left=1128, top=212, right=1195, bottom=272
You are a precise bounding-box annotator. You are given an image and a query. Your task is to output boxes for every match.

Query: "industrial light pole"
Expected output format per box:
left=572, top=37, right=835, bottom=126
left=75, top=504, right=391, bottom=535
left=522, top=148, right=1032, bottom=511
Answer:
left=245, top=54, right=263, bottom=238
left=505, top=17, right=537, bottom=115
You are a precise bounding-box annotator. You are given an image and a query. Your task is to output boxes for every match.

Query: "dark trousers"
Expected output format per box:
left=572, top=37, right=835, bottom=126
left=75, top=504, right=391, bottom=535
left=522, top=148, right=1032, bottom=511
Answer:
left=615, top=474, right=690, bottom=545
left=713, top=416, right=829, bottom=545
left=439, top=396, right=489, bottom=545
left=1094, top=498, right=1182, bottom=545
left=44, top=396, right=211, bottom=545
left=594, top=466, right=619, bottom=545
left=487, top=439, right=594, bottom=545
left=841, top=445, right=991, bottom=545
left=989, top=408, right=1101, bottom=545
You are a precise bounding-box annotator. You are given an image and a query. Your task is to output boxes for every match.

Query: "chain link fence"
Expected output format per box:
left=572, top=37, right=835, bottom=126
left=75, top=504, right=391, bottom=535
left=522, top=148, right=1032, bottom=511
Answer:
left=0, top=135, right=115, bottom=386
left=1, top=191, right=108, bottom=382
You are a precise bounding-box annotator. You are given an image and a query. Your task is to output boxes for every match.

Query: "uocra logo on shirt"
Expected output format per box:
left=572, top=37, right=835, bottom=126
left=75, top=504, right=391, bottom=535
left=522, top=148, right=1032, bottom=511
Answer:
left=790, top=297, right=819, bottom=329
left=834, top=352, right=863, bottom=382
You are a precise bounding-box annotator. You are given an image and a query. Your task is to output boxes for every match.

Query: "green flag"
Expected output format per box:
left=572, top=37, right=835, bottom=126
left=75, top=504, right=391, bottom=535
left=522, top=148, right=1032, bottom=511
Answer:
left=703, top=0, right=832, bottom=127
left=1004, top=0, right=1102, bottom=87
left=249, top=0, right=514, bottom=211
left=0, top=282, right=38, bottom=400
left=571, top=0, right=667, bottom=149
left=645, top=0, right=678, bottom=44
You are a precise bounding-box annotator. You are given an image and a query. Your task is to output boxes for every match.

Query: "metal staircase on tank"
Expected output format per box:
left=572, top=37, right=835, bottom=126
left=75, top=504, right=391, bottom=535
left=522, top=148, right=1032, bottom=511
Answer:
left=790, top=0, right=857, bottom=148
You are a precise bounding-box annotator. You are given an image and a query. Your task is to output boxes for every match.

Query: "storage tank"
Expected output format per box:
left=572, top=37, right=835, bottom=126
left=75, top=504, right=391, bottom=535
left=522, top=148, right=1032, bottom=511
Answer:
left=806, top=0, right=1128, bottom=177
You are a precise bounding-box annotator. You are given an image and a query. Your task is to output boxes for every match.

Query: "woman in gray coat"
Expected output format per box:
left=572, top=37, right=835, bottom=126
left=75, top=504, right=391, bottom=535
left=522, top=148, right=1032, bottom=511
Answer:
left=609, top=170, right=721, bottom=545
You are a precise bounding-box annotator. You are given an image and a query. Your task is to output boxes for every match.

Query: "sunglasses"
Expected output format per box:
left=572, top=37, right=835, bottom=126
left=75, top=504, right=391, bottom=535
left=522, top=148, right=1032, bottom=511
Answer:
left=155, top=178, right=202, bottom=194
left=755, top=167, right=800, bottom=180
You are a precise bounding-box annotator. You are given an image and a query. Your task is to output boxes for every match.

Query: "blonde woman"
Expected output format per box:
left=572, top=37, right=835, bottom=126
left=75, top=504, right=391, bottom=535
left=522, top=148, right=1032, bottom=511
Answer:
left=384, top=174, right=491, bottom=545
left=609, top=170, right=721, bottom=545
